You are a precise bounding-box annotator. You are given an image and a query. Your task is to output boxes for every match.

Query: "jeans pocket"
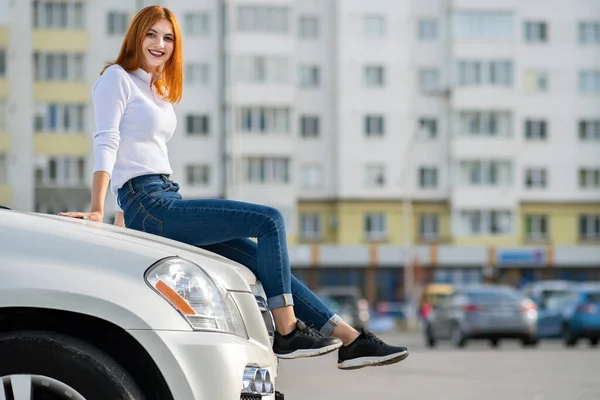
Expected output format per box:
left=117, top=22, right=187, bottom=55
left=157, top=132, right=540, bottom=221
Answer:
left=141, top=208, right=163, bottom=236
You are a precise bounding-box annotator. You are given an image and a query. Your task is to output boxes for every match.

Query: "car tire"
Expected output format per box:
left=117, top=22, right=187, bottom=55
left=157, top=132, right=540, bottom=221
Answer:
left=589, top=338, right=598, bottom=347
left=425, top=324, right=436, bottom=348
left=0, top=331, right=146, bottom=400
left=489, top=339, right=500, bottom=348
left=562, top=325, right=578, bottom=347
left=450, top=323, right=466, bottom=348
left=521, top=336, right=539, bottom=348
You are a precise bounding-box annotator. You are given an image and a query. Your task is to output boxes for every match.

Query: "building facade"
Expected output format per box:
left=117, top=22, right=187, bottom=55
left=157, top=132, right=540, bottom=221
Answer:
left=0, top=0, right=599, bottom=302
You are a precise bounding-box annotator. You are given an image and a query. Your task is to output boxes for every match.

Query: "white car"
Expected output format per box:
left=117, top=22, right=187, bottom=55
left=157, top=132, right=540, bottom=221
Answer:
left=0, top=207, right=284, bottom=400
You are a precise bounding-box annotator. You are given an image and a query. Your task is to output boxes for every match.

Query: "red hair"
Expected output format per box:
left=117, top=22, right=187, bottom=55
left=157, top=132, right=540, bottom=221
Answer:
left=101, top=6, right=183, bottom=103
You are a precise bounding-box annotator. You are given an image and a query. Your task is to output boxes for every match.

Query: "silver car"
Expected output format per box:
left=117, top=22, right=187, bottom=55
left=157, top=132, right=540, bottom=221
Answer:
left=0, top=208, right=282, bottom=400
left=424, top=284, right=539, bottom=348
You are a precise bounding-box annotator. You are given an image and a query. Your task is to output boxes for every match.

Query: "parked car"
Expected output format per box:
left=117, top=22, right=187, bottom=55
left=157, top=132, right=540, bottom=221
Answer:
left=521, top=280, right=576, bottom=312
left=423, top=284, right=538, bottom=348
left=316, top=286, right=370, bottom=329
left=0, top=207, right=283, bottom=400
left=536, top=283, right=600, bottom=347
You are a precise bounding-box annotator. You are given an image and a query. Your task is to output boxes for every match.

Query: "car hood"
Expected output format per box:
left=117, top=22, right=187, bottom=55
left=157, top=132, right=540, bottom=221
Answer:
left=0, top=210, right=257, bottom=291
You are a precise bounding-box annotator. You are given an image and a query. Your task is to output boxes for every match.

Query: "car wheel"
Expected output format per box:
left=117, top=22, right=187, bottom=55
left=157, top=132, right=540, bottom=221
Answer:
left=589, top=338, right=598, bottom=347
left=489, top=339, right=500, bottom=348
left=425, top=324, right=436, bottom=348
left=521, top=336, right=539, bottom=348
left=0, top=331, right=145, bottom=400
left=562, top=325, right=578, bottom=347
left=450, top=323, right=466, bottom=348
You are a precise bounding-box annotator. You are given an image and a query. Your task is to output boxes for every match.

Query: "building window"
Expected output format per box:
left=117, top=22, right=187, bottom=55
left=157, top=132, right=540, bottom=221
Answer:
left=579, top=120, right=600, bottom=141
left=364, top=15, right=386, bottom=37
left=419, top=214, right=439, bottom=241
left=457, top=60, right=513, bottom=87
left=418, top=19, right=437, bottom=40
left=33, top=103, right=85, bottom=133
left=185, top=63, right=209, bottom=85
left=0, top=153, right=6, bottom=184
left=0, top=49, right=6, bottom=78
left=299, top=116, right=320, bottom=138
left=524, top=120, right=548, bottom=140
left=244, top=157, right=289, bottom=184
left=578, top=21, right=600, bottom=44
left=364, top=65, right=385, bottom=88
left=300, top=213, right=322, bottom=240
left=35, top=156, right=86, bottom=187
left=239, top=107, right=290, bottom=134
left=418, top=118, right=438, bottom=139
left=364, top=115, right=385, bottom=137
left=107, top=11, right=128, bottom=35
left=185, top=165, right=210, bottom=186
left=299, top=16, right=319, bottom=39
left=578, top=168, right=600, bottom=189
left=365, top=164, right=386, bottom=188
left=460, top=210, right=512, bottom=235
left=32, top=1, right=84, bottom=29
left=186, top=114, right=210, bottom=135
left=458, top=111, right=512, bottom=137
left=524, top=21, right=548, bottom=43
left=237, top=56, right=288, bottom=84
left=525, top=168, right=548, bottom=189
left=33, top=52, right=85, bottom=81
left=580, top=215, right=600, bottom=240
left=451, top=11, right=514, bottom=40
left=184, top=13, right=210, bottom=36
left=364, top=213, right=387, bottom=241
left=579, top=71, right=600, bottom=94
left=524, top=215, right=548, bottom=241
left=419, top=68, right=440, bottom=92
left=524, top=70, right=549, bottom=93
left=237, top=6, right=289, bottom=34
left=460, top=160, right=512, bottom=187
left=419, top=167, right=438, bottom=189
left=298, top=65, right=320, bottom=88
left=299, top=163, right=322, bottom=189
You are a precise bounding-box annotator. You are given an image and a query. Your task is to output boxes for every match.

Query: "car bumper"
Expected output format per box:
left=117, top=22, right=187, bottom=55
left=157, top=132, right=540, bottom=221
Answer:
left=128, top=329, right=279, bottom=400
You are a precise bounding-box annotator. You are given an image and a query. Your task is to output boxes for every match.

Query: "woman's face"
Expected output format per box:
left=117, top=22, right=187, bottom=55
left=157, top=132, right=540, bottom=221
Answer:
left=141, top=19, right=174, bottom=73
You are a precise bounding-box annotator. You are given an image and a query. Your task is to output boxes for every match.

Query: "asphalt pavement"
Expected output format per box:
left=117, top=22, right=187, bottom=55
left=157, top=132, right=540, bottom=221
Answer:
left=275, top=332, right=600, bottom=400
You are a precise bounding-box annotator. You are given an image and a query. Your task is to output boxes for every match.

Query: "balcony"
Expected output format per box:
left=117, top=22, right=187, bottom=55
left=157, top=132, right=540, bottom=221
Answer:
left=451, top=186, right=518, bottom=209
left=34, top=133, right=89, bottom=156
left=32, top=30, right=88, bottom=52
left=451, top=135, right=518, bottom=159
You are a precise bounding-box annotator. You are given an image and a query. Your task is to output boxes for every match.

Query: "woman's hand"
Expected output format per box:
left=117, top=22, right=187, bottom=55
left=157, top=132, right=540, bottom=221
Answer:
left=58, top=211, right=104, bottom=223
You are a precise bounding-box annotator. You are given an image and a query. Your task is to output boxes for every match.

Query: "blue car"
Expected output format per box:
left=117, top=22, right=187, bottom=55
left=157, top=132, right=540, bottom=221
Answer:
left=536, top=283, right=600, bottom=346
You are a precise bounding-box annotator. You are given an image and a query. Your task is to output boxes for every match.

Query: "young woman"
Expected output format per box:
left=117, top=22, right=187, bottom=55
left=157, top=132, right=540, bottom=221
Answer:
left=60, top=5, right=408, bottom=370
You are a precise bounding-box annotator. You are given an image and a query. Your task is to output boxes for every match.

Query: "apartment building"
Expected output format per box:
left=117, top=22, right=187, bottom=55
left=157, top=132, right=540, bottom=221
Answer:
left=0, top=0, right=599, bottom=295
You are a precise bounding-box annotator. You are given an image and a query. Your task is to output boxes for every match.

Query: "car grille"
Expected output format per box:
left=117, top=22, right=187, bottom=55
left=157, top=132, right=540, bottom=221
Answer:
left=255, top=295, right=275, bottom=345
left=240, top=394, right=261, bottom=400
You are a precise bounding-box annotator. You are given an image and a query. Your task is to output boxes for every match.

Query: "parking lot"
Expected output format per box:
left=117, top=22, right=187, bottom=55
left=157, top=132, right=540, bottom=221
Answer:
left=276, top=332, right=600, bottom=400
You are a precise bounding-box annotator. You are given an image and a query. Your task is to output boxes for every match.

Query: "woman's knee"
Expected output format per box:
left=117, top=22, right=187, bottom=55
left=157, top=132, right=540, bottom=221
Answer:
left=259, top=205, right=285, bottom=230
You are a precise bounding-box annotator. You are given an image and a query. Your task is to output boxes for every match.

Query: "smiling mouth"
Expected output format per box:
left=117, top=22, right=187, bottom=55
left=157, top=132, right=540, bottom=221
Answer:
left=148, top=49, right=165, bottom=58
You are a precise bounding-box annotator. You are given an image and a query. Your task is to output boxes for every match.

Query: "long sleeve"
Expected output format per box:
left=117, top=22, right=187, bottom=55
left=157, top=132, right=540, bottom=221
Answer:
left=92, top=66, right=131, bottom=177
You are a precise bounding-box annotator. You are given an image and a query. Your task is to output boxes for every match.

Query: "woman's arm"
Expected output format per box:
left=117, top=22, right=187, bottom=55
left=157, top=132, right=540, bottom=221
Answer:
left=59, top=66, right=130, bottom=222
left=114, top=211, right=125, bottom=227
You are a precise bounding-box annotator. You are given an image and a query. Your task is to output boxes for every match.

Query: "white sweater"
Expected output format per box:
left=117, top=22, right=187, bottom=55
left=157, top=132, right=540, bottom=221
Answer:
left=91, top=64, right=177, bottom=211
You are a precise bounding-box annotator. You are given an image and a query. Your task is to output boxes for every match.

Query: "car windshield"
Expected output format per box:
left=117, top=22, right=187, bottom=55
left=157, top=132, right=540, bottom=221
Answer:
left=585, top=291, right=600, bottom=303
left=466, top=289, right=522, bottom=303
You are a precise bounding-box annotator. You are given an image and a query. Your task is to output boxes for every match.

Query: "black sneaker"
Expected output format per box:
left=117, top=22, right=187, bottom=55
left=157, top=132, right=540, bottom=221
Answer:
left=273, top=320, right=343, bottom=359
left=337, top=328, right=409, bottom=370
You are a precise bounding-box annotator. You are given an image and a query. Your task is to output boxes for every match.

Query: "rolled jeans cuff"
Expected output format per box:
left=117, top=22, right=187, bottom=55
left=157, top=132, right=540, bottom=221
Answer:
left=267, top=293, right=294, bottom=310
left=319, top=313, right=342, bottom=336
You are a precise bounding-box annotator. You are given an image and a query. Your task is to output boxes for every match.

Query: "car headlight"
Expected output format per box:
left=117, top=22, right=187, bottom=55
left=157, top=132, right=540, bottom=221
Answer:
left=145, top=257, right=247, bottom=338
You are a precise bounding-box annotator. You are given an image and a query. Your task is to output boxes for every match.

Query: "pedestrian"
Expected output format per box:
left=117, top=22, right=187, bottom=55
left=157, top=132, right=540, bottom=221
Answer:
left=59, top=5, right=408, bottom=370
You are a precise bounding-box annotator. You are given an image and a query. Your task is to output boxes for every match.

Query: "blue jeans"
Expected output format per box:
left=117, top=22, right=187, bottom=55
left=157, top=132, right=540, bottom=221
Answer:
left=117, top=174, right=341, bottom=335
